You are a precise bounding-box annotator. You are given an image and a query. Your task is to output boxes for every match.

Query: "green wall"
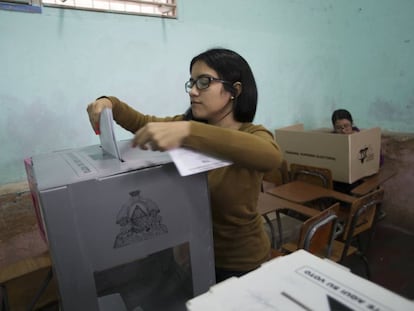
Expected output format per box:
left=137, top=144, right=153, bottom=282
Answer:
left=1, top=0, right=413, bottom=185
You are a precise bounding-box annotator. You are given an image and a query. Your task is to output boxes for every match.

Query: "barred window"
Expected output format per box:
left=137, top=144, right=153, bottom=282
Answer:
left=43, top=0, right=176, bottom=17
left=0, top=0, right=177, bottom=17
left=0, top=0, right=42, bottom=13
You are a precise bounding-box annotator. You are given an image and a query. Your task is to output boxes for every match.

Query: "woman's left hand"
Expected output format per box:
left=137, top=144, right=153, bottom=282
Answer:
left=132, top=121, right=190, bottom=151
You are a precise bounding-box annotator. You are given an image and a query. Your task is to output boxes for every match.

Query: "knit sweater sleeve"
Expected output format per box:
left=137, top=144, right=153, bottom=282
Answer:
left=184, top=121, right=282, bottom=172
left=105, top=96, right=184, bottom=133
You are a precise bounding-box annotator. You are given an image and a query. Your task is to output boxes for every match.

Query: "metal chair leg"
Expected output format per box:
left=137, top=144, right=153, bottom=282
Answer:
left=263, top=214, right=276, bottom=249
left=26, top=267, right=53, bottom=311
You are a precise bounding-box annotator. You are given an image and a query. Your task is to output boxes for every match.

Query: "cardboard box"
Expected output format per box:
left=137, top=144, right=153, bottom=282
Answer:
left=186, top=250, right=414, bottom=311
left=25, top=141, right=215, bottom=311
left=275, top=124, right=381, bottom=183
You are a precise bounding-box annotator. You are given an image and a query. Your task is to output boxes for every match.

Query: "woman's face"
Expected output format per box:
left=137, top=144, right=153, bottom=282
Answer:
left=334, top=118, right=353, bottom=134
left=188, top=60, right=233, bottom=124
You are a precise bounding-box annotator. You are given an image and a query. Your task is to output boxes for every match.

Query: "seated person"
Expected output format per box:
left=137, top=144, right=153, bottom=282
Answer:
left=331, top=109, right=384, bottom=193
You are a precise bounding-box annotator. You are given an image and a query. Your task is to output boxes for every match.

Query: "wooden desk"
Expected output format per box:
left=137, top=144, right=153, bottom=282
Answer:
left=350, top=167, right=397, bottom=196
left=266, top=181, right=357, bottom=205
left=258, top=192, right=319, bottom=217
left=0, top=192, right=58, bottom=310
left=257, top=192, right=319, bottom=248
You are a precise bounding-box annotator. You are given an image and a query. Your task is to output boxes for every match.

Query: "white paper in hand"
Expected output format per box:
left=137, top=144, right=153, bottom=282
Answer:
left=168, top=148, right=232, bottom=176
left=98, top=107, right=232, bottom=175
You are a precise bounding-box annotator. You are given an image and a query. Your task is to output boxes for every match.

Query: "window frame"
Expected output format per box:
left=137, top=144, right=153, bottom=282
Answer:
left=41, top=0, right=177, bottom=18
left=0, top=0, right=177, bottom=17
left=0, top=0, right=42, bottom=13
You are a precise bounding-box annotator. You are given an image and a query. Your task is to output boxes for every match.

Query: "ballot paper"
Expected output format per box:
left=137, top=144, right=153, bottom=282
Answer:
left=99, top=108, right=232, bottom=176
left=168, top=148, right=232, bottom=176
left=186, top=250, right=414, bottom=311
left=99, top=108, right=122, bottom=160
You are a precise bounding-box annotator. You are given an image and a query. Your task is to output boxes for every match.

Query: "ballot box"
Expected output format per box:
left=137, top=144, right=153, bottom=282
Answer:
left=275, top=124, right=381, bottom=183
left=24, top=140, right=215, bottom=311
left=186, top=250, right=414, bottom=311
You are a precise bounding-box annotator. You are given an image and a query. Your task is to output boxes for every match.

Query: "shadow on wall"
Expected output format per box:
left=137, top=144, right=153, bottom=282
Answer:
left=381, top=132, right=414, bottom=234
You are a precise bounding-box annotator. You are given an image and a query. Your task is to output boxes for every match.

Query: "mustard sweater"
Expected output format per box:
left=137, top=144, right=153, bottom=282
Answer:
left=107, top=96, right=283, bottom=271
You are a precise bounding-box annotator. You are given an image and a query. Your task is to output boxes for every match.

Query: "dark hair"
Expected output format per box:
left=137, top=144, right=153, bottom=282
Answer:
left=184, top=48, right=258, bottom=123
left=331, top=109, right=353, bottom=126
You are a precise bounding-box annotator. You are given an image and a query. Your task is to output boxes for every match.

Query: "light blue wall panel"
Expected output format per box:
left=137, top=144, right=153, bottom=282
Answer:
left=1, top=0, right=413, bottom=185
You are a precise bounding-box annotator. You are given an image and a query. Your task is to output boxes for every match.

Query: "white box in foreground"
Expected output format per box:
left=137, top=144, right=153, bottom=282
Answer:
left=187, top=250, right=413, bottom=311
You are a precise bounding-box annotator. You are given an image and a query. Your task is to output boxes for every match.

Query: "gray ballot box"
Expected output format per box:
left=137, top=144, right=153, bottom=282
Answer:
left=24, top=141, right=215, bottom=311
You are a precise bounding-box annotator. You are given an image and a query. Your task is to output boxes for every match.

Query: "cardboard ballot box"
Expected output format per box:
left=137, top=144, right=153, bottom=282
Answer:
left=186, top=250, right=414, bottom=311
left=25, top=141, right=215, bottom=311
left=275, top=124, right=381, bottom=183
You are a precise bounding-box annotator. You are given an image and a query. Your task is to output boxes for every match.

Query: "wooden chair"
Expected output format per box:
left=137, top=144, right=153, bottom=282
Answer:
left=258, top=190, right=339, bottom=258
left=279, top=203, right=340, bottom=258
left=290, top=163, right=333, bottom=189
left=258, top=192, right=320, bottom=249
left=330, top=187, right=385, bottom=279
left=289, top=163, right=335, bottom=211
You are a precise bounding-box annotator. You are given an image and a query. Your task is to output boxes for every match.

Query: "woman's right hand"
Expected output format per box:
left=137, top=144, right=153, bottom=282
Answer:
left=86, top=97, right=113, bottom=134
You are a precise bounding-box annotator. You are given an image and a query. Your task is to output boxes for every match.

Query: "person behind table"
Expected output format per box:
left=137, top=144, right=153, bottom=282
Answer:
left=332, top=108, right=383, bottom=165
left=87, top=48, right=283, bottom=283
left=331, top=108, right=384, bottom=194
left=331, top=109, right=359, bottom=134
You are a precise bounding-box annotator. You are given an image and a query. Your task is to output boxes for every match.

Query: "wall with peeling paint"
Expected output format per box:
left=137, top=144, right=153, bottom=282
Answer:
left=1, top=0, right=413, bottom=185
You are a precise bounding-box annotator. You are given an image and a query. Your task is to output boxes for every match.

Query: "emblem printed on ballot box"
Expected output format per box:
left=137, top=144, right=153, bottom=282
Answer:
left=114, top=190, right=168, bottom=248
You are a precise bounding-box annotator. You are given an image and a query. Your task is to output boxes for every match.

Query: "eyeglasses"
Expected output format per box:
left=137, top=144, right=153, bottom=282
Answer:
left=185, top=76, right=231, bottom=93
left=334, top=123, right=352, bottom=131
